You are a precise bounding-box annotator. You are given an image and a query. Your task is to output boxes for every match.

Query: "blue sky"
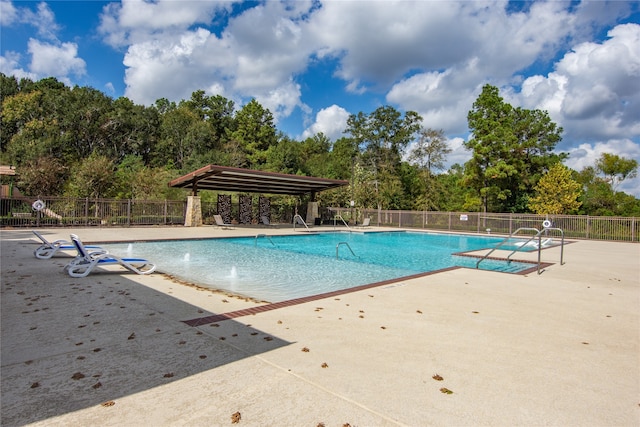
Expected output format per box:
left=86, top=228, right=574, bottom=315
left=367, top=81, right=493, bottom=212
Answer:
left=2, top=0, right=640, bottom=195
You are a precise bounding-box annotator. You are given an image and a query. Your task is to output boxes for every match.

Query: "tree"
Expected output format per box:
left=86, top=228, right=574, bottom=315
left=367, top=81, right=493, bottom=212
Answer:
left=346, top=106, right=421, bottom=170
left=595, top=153, right=638, bottom=191
left=528, top=163, right=582, bottom=214
left=16, top=156, right=67, bottom=196
left=408, top=128, right=451, bottom=173
left=407, top=128, right=451, bottom=210
left=227, top=99, right=277, bottom=169
left=264, top=135, right=303, bottom=174
left=67, top=154, right=115, bottom=199
left=345, top=105, right=421, bottom=210
left=464, top=84, right=564, bottom=213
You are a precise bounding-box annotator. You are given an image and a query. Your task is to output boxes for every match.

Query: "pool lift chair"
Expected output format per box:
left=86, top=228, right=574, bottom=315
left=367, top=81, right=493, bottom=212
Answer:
left=32, top=230, right=105, bottom=259
left=65, top=234, right=156, bottom=278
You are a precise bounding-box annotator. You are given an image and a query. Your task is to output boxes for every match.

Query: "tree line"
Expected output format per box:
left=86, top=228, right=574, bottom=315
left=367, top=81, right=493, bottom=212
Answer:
left=1, top=74, right=638, bottom=216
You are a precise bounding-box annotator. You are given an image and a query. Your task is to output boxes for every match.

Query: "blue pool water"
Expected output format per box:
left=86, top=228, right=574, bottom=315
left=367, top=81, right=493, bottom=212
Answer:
left=101, top=231, right=534, bottom=303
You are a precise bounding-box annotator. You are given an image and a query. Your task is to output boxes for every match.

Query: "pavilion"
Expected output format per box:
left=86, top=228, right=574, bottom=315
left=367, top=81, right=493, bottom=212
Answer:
left=168, top=165, right=348, bottom=226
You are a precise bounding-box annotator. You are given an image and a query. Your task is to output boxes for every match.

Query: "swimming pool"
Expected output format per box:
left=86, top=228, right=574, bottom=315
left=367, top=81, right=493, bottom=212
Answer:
left=100, top=231, right=535, bottom=303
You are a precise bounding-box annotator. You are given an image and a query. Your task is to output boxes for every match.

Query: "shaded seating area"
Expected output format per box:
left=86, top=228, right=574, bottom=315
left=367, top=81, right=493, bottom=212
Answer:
left=168, top=165, right=348, bottom=227
left=65, top=234, right=156, bottom=277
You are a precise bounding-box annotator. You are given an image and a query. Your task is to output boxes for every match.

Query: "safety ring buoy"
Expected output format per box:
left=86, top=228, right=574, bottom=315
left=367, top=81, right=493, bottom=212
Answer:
left=542, top=220, right=552, bottom=228
left=32, top=200, right=45, bottom=211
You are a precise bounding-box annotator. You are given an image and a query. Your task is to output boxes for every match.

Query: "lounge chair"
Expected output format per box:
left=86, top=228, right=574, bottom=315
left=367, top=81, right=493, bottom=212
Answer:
left=65, top=234, right=156, bottom=278
left=260, top=215, right=276, bottom=226
left=214, top=214, right=235, bottom=229
left=515, top=237, right=553, bottom=248
left=356, top=217, right=371, bottom=228
left=33, top=230, right=104, bottom=259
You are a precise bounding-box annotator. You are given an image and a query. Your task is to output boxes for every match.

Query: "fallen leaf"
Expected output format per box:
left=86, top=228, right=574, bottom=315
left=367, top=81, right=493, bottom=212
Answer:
left=101, top=401, right=115, bottom=407
left=432, top=374, right=443, bottom=381
left=231, top=411, right=241, bottom=423
left=440, top=387, right=453, bottom=394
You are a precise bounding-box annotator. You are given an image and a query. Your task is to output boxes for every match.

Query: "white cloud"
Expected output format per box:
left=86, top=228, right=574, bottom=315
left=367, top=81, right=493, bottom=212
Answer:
left=25, top=2, right=60, bottom=40
left=0, top=0, right=18, bottom=26
left=445, top=137, right=471, bottom=169
left=98, top=0, right=232, bottom=47
left=515, top=23, right=640, bottom=142
left=302, top=104, right=350, bottom=141
left=28, top=39, right=86, bottom=81
left=0, top=51, right=37, bottom=80
left=109, top=0, right=316, bottom=117
left=1, top=1, right=86, bottom=84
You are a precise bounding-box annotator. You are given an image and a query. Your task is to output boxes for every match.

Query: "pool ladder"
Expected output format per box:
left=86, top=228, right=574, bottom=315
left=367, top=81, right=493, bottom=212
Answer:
left=333, top=214, right=351, bottom=231
left=476, top=227, right=565, bottom=274
left=254, top=234, right=276, bottom=247
left=336, top=242, right=358, bottom=259
left=293, top=214, right=311, bottom=231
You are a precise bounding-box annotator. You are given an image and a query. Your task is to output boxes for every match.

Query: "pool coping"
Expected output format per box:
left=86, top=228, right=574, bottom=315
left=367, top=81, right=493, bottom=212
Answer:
left=93, top=232, right=563, bottom=326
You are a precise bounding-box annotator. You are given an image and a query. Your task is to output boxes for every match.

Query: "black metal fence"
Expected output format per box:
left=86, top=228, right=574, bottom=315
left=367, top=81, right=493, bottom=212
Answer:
left=328, top=207, right=639, bottom=242
left=1, top=197, right=186, bottom=227
left=2, top=196, right=637, bottom=242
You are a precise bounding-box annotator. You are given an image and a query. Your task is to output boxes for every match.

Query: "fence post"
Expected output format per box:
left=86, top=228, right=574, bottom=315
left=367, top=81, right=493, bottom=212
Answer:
left=84, top=198, right=89, bottom=226
left=127, top=199, right=131, bottom=227
left=164, top=200, right=168, bottom=225
left=509, top=213, right=512, bottom=235
left=586, top=215, right=590, bottom=239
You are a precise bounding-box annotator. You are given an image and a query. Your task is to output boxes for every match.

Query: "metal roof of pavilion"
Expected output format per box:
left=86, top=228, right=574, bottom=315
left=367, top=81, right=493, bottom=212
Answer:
left=168, top=165, right=348, bottom=195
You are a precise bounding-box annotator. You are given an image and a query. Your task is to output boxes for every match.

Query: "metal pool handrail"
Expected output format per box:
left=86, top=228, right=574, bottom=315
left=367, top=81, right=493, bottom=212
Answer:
left=293, top=214, right=311, bottom=231
left=476, top=227, right=544, bottom=274
left=336, top=242, right=357, bottom=259
left=254, top=234, right=276, bottom=247
left=333, top=214, right=351, bottom=231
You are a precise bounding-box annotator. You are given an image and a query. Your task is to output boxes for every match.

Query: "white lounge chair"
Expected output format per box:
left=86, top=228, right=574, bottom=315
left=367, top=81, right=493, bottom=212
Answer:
left=65, top=234, right=156, bottom=278
left=356, top=217, right=371, bottom=228
left=515, top=237, right=553, bottom=248
left=33, top=230, right=104, bottom=259
left=214, top=214, right=235, bottom=229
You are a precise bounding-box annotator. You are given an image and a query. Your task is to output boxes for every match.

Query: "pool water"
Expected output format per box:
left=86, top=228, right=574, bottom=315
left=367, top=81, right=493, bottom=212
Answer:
left=101, top=231, right=534, bottom=303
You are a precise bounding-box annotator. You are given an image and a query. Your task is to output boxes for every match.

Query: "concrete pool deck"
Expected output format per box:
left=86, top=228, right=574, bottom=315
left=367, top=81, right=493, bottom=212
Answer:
left=1, top=226, right=639, bottom=426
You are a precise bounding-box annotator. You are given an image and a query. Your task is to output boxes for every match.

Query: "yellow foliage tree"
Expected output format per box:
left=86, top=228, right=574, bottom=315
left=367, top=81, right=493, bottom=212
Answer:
left=528, top=163, right=582, bottom=214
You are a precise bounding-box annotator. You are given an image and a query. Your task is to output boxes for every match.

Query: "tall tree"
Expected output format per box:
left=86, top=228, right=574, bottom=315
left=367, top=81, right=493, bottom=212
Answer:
left=227, top=99, right=277, bottom=169
left=407, top=128, right=452, bottom=210
left=16, top=156, right=67, bottom=196
left=464, top=84, right=564, bottom=213
left=346, top=106, right=421, bottom=170
left=408, top=128, right=451, bottom=174
left=528, top=163, right=582, bottom=214
left=595, top=153, right=638, bottom=191
left=345, top=105, right=421, bottom=210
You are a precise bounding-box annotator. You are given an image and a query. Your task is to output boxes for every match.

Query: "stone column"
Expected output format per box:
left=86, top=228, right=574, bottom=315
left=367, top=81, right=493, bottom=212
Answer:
left=306, top=201, right=318, bottom=225
left=184, top=196, right=202, bottom=227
